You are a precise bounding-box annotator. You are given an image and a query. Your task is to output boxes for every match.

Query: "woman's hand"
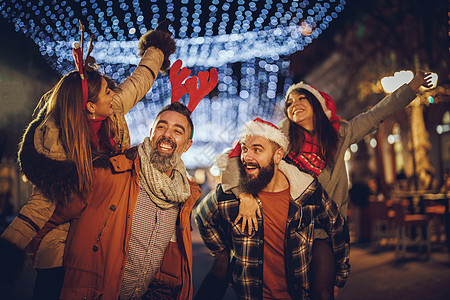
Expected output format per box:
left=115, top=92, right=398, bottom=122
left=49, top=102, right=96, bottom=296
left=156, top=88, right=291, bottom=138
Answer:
left=234, top=193, right=261, bottom=234
left=138, top=19, right=176, bottom=71
left=408, top=71, right=433, bottom=91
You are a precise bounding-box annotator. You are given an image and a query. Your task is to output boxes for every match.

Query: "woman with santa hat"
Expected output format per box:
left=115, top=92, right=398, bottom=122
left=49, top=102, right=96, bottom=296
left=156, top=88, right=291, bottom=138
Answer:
left=198, top=70, right=432, bottom=300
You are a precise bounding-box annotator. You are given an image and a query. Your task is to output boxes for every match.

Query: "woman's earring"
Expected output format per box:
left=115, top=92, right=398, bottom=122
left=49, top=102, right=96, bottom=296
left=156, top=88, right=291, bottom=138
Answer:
left=93, top=114, right=95, bottom=120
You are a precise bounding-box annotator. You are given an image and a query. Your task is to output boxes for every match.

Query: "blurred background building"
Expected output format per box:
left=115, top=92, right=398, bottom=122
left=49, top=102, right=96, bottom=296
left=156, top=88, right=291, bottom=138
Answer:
left=1, top=1, right=450, bottom=299
left=0, top=0, right=448, bottom=221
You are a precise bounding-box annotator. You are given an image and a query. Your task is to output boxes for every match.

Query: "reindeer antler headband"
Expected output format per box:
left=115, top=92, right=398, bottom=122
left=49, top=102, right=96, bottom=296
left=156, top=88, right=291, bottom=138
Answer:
left=72, top=21, right=97, bottom=110
left=170, top=59, right=218, bottom=138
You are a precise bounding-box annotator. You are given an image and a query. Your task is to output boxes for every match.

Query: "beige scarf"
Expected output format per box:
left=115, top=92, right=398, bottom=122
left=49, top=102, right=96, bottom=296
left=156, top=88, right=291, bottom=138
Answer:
left=138, top=137, right=191, bottom=209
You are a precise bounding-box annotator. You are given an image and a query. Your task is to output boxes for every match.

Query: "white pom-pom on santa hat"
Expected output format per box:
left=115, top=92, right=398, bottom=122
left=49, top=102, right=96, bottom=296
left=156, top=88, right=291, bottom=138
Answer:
left=239, top=118, right=289, bottom=153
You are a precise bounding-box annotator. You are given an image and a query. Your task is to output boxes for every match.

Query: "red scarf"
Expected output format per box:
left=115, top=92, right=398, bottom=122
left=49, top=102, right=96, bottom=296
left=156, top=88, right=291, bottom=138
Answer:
left=286, top=119, right=340, bottom=176
left=286, top=131, right=326, bottom=176
left=228, top=131, right=326, bottom=176
left=228, top=122, right=340, bottom=177
left=89, top=118, right=115, bottom=150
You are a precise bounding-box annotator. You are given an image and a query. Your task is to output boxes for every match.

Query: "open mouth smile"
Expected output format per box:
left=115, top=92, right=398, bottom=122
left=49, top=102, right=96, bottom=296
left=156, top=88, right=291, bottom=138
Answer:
left=292, top=107, right=305, bottom=115
left=156, top=138, right=176, bottom=154
left=243, top=162, right=260, bottom=175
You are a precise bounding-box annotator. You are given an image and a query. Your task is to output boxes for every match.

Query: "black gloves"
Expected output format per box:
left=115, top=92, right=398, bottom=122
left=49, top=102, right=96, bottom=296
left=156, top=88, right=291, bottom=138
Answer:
left=138, top=19, right=176, bottom=72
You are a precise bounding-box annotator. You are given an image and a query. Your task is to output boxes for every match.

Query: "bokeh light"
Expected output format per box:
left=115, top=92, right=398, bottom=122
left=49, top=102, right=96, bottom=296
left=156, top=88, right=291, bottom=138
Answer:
left=0, top=0, right=346, bottom=167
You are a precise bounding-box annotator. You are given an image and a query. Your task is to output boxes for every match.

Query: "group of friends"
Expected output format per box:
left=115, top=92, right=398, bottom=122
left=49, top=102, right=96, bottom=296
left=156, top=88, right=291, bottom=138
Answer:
left=0, top=23, right=433, bottom=300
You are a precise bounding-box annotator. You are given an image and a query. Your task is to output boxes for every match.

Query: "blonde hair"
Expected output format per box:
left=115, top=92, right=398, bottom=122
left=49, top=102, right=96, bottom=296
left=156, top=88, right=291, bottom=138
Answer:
left=41, top=70, right=116, bottom=195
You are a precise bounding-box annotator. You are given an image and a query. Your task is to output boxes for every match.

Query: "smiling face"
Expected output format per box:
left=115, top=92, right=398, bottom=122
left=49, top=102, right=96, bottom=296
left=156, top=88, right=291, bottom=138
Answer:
left=239, top=135, right=284, bottom=195
left=150, top=110, right=193, bottom=158
left=88, top=77, right=115, bottom=119
left=240, top=136, right=276, bottom=180
left=285, top=91, right=315, bottom=131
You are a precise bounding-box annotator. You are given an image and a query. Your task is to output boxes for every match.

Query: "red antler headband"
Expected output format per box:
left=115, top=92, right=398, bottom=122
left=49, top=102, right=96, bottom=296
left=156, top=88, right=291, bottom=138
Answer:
left=170, top=59, right=219, bottom=112
left=72, top=21, right=96, bottom=110
left=169, top=59, right=218, bottom=139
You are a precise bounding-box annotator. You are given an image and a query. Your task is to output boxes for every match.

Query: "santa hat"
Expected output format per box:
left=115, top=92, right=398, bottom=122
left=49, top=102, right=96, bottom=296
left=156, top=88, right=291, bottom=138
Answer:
left=285, top=82, right=340, bottom=132
left=228, top=118, right=289, bottom=158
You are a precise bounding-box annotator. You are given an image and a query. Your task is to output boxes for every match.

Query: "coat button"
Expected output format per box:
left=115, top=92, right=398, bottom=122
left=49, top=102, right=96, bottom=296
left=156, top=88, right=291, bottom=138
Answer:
left=93, top=245, right=98, bottom=252
left=110, top=205, right=116, bottom=211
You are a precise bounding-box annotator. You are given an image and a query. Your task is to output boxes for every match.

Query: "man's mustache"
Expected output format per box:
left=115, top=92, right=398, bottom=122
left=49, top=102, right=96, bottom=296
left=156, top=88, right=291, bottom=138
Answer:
left=242, top=161, right=260, bottom=169
left=156, top=137, right=177, bottom=150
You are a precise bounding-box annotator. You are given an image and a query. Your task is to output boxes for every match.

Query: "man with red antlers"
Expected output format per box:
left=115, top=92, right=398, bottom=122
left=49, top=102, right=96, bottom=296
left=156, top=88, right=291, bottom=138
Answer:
left=30, top=60, right=218, bottom=300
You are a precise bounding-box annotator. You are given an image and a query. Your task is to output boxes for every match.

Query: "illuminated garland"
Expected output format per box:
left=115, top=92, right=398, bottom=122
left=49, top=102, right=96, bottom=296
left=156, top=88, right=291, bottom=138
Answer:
left=0, top=0, right=346, bottom=167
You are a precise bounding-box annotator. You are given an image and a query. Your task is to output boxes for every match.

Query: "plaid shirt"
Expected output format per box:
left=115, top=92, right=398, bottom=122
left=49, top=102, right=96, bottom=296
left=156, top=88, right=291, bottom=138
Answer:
left=195, top=161, right=350, bottom=299
left=119, top=184, right=179, bottom=299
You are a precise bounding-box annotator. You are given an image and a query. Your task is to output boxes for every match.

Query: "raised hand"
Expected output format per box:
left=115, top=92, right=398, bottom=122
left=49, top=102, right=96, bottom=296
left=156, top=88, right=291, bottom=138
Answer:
left=408, top=71, right=433, bottom=91
left=138, top=20, right=176, bottom=71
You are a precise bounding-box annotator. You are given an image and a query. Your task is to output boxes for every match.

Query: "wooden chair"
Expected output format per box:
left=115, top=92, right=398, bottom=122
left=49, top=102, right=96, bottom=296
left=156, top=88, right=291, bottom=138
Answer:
left=424, top=202, right=446, bottom=243
left=369, top=201, right=395, bottom=246
left=392, top=203, right=431, bottom=259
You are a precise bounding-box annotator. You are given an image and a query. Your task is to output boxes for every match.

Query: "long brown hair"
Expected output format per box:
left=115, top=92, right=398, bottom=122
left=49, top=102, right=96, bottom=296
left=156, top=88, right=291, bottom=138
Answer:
left=284, top=88, right=339, bottom=165
left=42, top=70, right=117, bottom=194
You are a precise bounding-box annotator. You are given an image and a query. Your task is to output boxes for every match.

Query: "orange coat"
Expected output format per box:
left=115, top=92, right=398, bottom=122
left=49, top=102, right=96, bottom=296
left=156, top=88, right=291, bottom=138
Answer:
left=55, top=151, right=201, bottom=300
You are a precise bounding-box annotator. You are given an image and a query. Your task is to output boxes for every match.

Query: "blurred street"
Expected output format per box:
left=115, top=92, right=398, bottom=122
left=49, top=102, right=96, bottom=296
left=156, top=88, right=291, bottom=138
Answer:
left=2, top=218, right=450, bottom=300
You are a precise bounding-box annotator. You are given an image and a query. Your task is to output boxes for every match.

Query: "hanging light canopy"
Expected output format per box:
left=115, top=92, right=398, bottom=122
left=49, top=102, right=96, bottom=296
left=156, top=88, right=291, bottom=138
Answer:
left=1, top=0, right=346, bottom=168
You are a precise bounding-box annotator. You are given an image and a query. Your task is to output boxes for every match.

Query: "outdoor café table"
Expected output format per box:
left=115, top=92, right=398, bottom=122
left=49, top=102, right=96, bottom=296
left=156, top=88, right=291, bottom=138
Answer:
left=390, top=190, right=424, bottom=214
left=422, top=192, right=450, bottom=250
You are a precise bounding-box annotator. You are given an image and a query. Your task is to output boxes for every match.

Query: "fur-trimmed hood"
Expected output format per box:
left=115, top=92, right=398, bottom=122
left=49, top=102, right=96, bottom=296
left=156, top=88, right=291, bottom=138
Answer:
left=18, top=112, right=79, bottom=204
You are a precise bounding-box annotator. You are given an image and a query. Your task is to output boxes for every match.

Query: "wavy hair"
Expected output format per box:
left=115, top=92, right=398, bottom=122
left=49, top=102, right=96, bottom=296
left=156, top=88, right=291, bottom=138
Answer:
left=284, top=88, right=339, bottom=165
left=39, top=70, right=117, bottom=194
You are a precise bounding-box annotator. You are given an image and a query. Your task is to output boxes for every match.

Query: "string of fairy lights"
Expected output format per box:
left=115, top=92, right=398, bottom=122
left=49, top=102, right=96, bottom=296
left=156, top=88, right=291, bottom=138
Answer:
left=0, top=0, right=346, bottom=168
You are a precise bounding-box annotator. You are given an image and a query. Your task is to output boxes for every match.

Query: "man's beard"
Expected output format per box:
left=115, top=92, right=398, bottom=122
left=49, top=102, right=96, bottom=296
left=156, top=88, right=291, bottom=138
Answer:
left=149, top=137, right=181, bottom=172
left=238, top=158, right=275, bottom=197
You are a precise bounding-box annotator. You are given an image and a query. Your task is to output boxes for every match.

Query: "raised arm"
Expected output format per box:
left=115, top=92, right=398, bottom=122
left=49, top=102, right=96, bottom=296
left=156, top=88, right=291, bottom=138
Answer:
left=113, top=27, right=176, bottom=115
left=347, top=71, right=433, bottom=144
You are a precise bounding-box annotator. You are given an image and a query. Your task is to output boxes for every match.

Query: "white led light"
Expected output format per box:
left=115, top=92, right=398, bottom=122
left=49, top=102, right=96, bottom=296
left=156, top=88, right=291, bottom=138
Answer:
left=370, top=138, right=377, bottom=148
left=2, top=0, right=345, bottom=168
